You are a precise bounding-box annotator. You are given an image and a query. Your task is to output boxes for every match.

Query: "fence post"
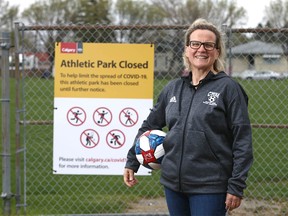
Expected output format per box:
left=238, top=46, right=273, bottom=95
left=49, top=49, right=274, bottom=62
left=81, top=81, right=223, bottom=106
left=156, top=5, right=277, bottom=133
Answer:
left=14, top=22, right=25, bottom=215
left=1, top=31, right=12, bottom=215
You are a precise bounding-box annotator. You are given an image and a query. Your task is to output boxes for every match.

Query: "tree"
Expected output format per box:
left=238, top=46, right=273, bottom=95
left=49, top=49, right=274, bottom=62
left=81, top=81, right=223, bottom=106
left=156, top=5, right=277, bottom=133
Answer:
left=21, top=0, right=76, bottom=50
left=264, top=0, right=288, bottom=28
left=115, top=0, right=165, bottom=25
left=263, top=0, right=288, bottom=69
left=22, top=0, right=92, bottom=25
left=21, top=0, right=116, bottom=44
left=71, top=0, right=116, bottom=43
left=20, top=0, right=117, bottom=72
left=149, top=0, right=246, bottom=27
left=0, top=0, right=19, bottom=32
left=0, top=0, right=20, bottom=70
left=263, top=0, right=288, bottom=43
left=20, top=0, right=79, bottom=73
left=114, top=0, right=166, bottom=43
left=1, top=6, right=19, bottom=31
left=0, top=0, right=9, bottom=26
left=113, top=0, right=248, bottom=76
left=74, top=0, right=112, bottom=24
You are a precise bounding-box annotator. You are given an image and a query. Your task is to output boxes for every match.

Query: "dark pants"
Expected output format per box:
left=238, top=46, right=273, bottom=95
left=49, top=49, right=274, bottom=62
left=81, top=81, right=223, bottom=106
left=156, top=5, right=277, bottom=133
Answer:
left=164, top=187, right=227, bottom=216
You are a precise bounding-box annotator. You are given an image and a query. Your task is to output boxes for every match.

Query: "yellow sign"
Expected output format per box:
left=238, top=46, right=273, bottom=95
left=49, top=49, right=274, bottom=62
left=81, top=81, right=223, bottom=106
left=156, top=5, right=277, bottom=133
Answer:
left=54, top=43, right=154, bottom=99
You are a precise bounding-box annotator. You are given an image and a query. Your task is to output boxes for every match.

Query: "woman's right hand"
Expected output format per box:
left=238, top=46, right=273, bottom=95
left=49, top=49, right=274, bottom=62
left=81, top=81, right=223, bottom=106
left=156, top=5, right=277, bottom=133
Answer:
left=123, top=168, right=138, bottom=187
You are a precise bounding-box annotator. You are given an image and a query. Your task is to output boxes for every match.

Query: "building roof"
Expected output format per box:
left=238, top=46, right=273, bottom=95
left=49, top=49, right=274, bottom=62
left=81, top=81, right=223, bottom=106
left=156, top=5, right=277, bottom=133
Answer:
left=231, top=40, right=283, bottom=55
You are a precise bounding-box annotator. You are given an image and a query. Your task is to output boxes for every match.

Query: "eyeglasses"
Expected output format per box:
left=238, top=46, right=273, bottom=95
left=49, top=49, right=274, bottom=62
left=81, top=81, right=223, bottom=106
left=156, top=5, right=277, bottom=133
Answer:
left=189, top=41, right=217, bottom=51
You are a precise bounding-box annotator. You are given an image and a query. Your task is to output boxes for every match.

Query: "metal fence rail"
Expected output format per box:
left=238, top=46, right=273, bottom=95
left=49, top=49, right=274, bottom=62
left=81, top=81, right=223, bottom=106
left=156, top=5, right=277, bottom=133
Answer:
left=1, top=23, right=288, bottom=215
left=1, top=30, right=12, bottom=216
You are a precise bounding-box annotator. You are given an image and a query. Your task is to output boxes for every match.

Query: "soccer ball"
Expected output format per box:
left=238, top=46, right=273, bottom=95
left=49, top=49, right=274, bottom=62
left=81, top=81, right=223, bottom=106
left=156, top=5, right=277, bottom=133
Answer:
left=135, top=130, right=166, bottom=170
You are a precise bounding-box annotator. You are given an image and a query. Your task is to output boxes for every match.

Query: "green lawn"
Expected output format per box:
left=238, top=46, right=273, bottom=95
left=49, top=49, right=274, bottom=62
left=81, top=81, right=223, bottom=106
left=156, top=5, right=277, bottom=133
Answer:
left=1, top=77, right=288, bottom=214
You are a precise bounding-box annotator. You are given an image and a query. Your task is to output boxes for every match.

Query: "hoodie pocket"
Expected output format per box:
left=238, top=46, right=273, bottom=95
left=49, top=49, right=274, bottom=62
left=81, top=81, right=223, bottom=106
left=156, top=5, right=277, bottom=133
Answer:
left=181, top=130, right=222, bottom=183
left=161, top=128, right=182, bottom=180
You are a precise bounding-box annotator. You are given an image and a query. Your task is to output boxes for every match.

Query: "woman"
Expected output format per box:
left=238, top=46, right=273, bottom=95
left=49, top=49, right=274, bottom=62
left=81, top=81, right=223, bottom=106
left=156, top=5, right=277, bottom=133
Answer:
left=123, top=18, right=253, bottom=216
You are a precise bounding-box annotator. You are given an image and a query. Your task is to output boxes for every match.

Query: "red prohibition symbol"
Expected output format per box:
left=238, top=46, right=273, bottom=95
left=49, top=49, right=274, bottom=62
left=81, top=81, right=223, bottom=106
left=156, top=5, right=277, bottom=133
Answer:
left=80, top=129, right=100, bottom=149
left=67, top=106, right=86, bottom=126
left=119, top=107, right=138, bottom=127
left=93, top=107, right=112, bottom=127
left=106, top=129, right=126, bottom=149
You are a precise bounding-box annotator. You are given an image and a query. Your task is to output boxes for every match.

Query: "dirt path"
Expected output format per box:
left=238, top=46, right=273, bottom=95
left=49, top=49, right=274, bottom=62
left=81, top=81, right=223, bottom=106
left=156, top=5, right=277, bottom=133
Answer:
left=126, top=197, right=286, bottom=215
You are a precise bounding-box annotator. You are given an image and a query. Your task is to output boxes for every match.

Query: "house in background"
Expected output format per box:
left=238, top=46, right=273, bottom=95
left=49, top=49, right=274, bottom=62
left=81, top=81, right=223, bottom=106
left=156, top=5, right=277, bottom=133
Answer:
left=9, top=52, right=51, bottom=77
left=229, top=40, right=288, bottom=76
left=23, top=52, right=50, bottom=70
left=9, top=52, right=50, bottom=70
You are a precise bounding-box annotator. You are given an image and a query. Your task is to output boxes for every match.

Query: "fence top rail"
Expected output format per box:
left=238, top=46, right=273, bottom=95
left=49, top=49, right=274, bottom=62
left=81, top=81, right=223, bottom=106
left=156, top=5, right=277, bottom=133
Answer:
left=14, top=23, right=288, bottom=33
left=15, top=24, right=190, bottom=31
left=231, top=28, right=288, bottom=33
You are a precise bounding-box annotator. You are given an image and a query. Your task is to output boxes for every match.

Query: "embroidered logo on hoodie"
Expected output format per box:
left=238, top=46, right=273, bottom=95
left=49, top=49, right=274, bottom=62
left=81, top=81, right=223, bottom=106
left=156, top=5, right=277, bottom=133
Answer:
left=169, top=96, right=177, bottom=102
left=203, top=91, right=220, bottom=106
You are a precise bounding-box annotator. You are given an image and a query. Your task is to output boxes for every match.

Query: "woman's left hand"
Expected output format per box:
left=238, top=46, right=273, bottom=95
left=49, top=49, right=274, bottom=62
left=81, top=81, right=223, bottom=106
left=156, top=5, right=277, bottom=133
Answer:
left=225, top=193, right=242, bottom=211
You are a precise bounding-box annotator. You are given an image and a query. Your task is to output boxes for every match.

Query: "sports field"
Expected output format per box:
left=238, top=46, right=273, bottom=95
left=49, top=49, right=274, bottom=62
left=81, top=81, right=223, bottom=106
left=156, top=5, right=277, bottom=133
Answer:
left=0, top=77, right=287, bottom=214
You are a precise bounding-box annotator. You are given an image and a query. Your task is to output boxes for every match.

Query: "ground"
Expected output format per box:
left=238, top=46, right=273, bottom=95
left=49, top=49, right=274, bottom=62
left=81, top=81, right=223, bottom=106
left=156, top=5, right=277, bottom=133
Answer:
left=126, top=197, right=286, bottom=215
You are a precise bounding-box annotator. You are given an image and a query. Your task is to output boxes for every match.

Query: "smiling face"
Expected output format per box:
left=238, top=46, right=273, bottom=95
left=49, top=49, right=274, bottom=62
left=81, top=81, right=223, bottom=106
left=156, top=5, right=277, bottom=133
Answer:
left=185, top=29, right=219, bottom=73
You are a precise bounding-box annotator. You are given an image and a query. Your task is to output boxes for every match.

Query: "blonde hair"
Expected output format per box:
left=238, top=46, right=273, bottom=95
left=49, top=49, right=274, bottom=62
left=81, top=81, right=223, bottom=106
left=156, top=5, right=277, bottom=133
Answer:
left=183, top=18, right=226, bottom=72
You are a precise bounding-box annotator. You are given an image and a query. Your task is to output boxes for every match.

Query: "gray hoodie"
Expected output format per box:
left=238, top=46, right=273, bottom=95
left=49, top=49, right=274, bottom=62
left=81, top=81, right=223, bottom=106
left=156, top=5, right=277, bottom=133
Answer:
left=125, top=71, right=253, bottom=198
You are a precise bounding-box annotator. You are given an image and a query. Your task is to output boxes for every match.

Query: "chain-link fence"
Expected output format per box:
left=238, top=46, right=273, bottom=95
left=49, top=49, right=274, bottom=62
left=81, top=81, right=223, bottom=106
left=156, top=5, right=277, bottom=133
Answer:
left=1, top=23, right=288, bottom=215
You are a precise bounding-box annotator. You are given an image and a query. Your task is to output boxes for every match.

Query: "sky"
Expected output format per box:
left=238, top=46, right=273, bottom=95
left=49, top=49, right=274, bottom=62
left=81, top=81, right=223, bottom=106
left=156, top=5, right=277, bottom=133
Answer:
left=236, top=0, right=271, bottom=27
left=8, top=0, right=272, bottom=28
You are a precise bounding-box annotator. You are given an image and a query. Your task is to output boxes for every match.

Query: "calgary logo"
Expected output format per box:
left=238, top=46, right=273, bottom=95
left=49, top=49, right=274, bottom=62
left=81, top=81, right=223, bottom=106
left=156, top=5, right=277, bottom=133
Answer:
left=60, top=42, right=83, bottom=54
left=203, top=91, right=220, bottom=106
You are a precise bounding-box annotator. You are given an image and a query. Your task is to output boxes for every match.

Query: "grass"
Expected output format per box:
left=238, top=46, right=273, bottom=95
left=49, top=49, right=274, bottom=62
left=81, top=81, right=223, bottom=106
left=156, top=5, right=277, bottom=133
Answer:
left=234, top=78, right=288, bottom=205
left=1, top=77, right=288, bottom=214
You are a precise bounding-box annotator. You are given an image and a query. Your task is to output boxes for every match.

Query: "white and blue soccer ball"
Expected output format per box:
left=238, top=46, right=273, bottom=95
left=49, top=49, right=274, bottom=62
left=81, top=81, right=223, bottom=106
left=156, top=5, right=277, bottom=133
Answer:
left=135, top=130, right=166, bottom=170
